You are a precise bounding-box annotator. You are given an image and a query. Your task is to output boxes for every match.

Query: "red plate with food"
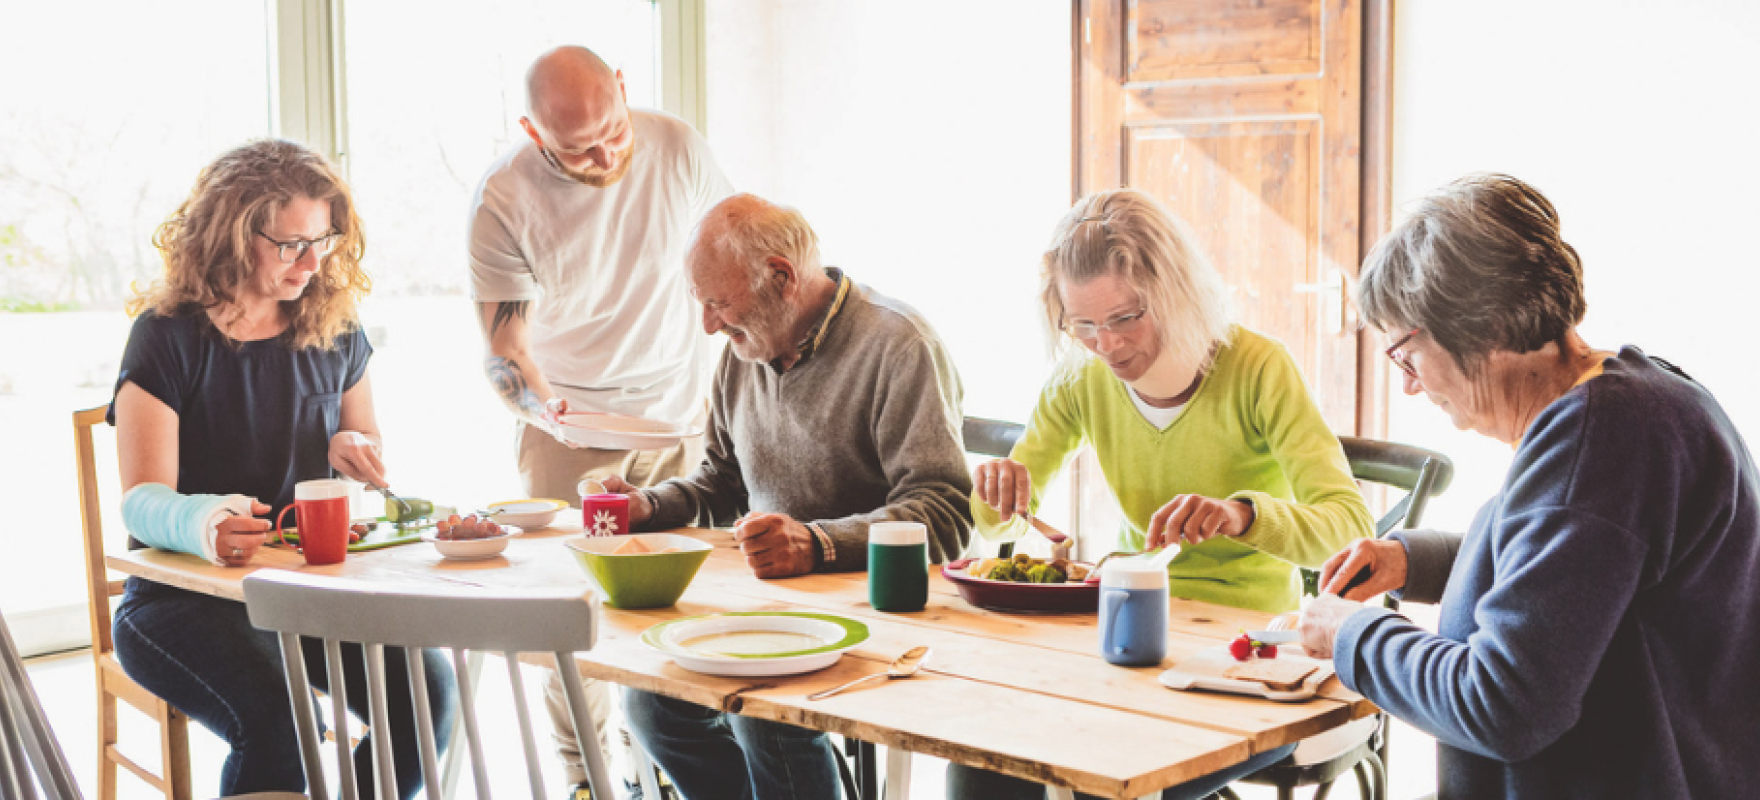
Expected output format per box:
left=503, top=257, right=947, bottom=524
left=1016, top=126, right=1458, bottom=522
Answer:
left=942, top=555, right=1100, bottom=613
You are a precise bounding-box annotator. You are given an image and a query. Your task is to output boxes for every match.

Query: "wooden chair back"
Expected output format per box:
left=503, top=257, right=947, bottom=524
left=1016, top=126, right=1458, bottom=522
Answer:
left=241, top=571, right=612, bottom=800
left=72, top=405, right=192, bottom=800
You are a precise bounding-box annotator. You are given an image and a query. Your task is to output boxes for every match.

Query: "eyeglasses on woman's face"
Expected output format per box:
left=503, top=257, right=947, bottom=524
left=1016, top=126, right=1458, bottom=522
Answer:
left=1386, top=328, right=1422, bottom=379
left=258, top=231, right=338, bottom=264
left=1062, top=308, right=1150, bottom=341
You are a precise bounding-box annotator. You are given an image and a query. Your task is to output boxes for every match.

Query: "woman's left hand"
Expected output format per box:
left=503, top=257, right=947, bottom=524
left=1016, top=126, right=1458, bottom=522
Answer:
left=1147, top=495, right=1254, bottom=548
left=329, top=431, right=387, bottom=488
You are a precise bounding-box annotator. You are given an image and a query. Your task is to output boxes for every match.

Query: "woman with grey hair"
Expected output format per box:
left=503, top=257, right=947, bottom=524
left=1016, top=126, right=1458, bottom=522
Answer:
left=1300, top=173, right=1760, bottom=798
left=950, top=188, right=1373, bottom=800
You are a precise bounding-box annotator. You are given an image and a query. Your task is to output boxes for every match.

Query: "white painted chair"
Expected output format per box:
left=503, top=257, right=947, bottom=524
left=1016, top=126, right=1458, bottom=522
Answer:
left=241, top=571, right=614, bottom=800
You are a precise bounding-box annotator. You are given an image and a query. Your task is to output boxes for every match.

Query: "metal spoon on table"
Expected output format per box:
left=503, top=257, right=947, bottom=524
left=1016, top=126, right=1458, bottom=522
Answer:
left=807, top=646, right=931, bottom=700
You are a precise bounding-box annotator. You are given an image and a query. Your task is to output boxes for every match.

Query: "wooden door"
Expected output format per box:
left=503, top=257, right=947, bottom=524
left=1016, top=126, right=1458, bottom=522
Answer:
left=1068, top=0, right=1392, bottom=542
left=1074, top=0, right=1389, bottom=433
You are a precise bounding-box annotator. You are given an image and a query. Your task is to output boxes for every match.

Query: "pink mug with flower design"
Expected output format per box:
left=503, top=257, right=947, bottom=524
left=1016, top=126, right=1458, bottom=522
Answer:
left=582, top=493, right=630, bottom=537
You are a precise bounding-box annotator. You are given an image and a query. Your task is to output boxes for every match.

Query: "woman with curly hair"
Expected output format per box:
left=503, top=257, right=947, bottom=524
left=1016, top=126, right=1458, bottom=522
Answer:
left=108, top=139, right=454, bottom=798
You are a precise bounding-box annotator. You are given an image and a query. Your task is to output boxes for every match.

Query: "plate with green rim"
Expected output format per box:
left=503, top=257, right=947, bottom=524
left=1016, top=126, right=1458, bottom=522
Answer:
left=641, top=611, right=870, bottom=677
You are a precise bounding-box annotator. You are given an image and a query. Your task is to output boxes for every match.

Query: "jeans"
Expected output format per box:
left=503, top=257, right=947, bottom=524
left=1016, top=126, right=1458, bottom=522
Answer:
left=946, top=742, right=1297, bottom=800
left=113, top=578, right=457, bottom=800
left=622, top=687, right=841, bottom=800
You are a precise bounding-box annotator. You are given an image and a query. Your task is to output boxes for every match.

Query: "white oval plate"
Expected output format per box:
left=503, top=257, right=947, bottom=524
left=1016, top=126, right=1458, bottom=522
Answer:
left=556, top=412, right=699, bottom=451
left=485, top=498, right=569, bottom=529
left=642, top=612, right=869, bottom=677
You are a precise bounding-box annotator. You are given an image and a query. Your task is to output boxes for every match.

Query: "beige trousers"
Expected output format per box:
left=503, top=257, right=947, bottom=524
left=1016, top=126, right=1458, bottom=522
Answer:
left=519, top=419, right=705, bottom=785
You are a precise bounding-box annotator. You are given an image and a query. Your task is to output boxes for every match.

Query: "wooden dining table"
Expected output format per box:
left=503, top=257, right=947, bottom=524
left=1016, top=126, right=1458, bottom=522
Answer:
left=106, top=520, right=1375, bottom=800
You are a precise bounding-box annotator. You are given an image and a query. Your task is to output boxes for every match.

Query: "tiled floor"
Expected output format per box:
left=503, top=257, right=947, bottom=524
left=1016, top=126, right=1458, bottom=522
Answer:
left=24, top=649, right=1436, bottom=799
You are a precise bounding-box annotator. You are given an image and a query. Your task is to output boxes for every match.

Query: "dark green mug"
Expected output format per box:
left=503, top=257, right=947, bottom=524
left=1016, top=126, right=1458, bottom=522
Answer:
left=868, top=521, right=928, bottom=612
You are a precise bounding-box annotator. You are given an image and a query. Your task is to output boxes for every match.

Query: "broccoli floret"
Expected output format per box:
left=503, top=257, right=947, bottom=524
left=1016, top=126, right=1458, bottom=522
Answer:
left=1024, top=563, right=1066, bottom=584
left=985, top=562, right=1027, bottom=582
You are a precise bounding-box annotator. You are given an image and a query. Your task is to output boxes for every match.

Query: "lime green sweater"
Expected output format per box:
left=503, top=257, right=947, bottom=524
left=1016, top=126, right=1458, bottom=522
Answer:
left=978, top=327, right=1372, bottom=612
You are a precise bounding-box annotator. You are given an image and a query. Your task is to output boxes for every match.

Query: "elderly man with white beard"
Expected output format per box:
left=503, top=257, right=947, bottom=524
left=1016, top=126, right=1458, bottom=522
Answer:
left=596, top=192, right=972, bottom=800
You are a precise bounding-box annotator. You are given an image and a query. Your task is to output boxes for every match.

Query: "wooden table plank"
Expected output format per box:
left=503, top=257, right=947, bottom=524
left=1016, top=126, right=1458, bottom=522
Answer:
left=105, top=524, right=1367, bottom=798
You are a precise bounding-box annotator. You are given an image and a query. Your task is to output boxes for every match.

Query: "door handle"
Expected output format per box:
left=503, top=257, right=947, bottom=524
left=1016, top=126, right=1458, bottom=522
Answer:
left=1293, top=269, right=1347, bottom=336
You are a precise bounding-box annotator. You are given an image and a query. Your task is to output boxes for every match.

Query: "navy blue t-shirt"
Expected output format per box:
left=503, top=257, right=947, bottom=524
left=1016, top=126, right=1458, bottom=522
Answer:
left=108, top=308, right=372, bottom=528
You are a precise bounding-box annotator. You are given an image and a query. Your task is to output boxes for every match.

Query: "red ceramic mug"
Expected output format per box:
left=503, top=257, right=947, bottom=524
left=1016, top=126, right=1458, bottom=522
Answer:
left=275, top=479, right=352, bottom=565
left=582, top=493, right=631, bottom=537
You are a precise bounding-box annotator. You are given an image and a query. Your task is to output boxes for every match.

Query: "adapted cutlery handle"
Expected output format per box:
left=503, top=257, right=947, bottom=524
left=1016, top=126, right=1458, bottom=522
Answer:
left=807, top=672, right=884, bottom=701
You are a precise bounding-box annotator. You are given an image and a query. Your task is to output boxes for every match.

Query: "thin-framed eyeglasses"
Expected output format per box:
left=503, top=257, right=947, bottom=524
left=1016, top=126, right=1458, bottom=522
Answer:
left=1063, top=308, right=1149, bottom=341
left=258, top=231, right=338, bottom=264
left=1386, top=328, right=1422, bottom=379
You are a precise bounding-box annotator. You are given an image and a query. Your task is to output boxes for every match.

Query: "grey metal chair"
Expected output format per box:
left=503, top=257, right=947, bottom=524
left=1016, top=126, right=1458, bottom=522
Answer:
left=1, top=608, right=83, bottom=800
left=1225, top=436, right=1453, bottom=800
left=242, top=571, right=613, bottom=800
left=963, top=416, right=1026, bottom=461
left=963, top=416, right=1027, bottom=559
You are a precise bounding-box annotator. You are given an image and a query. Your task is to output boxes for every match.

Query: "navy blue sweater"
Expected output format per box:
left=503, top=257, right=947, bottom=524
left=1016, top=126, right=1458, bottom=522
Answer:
left=1336, top=348, right=1760, bottom=798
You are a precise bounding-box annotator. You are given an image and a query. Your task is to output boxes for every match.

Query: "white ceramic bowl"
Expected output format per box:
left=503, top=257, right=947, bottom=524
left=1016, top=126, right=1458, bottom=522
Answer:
left=555, top=412, right=696, bottom=451
left=420, top=526, right=522, bottom=560
left=484, top=498, right=568, bottom=529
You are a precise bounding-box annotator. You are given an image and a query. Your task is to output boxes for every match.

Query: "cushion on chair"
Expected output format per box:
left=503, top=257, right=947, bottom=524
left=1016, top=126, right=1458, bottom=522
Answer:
left=1287, top=715, right=1379, bottom=766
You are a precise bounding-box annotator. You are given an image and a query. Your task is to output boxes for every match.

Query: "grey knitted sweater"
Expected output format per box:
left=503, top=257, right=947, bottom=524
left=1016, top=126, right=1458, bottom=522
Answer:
left=640, top=275, right=972, bottom=570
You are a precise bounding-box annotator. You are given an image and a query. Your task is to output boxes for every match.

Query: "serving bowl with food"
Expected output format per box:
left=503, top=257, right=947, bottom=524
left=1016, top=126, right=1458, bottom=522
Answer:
left=564, top=534, right=713, bottom=609
left=942, top=552, right=1101, bottom=613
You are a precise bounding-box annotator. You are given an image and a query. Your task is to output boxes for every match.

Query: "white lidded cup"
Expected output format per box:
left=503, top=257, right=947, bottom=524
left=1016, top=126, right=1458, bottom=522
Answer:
left=1099, top=558, right=1169, bottom=666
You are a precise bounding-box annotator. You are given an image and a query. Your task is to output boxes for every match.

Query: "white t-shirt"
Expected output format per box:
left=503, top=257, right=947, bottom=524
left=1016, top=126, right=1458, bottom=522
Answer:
left=1129, top=386, right=1186, bottom=430
left=468, top=109, right=734, bottom=427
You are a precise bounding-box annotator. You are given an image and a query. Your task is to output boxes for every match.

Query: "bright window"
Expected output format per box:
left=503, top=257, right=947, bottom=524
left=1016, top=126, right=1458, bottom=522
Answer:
left=340, top=0, right=661, bottom=509
left=0, top=1, right=272, bottom=640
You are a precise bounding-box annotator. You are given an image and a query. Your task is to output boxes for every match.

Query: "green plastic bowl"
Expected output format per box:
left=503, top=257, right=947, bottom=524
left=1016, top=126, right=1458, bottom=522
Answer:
left=564, top=534, right=714, bottom=609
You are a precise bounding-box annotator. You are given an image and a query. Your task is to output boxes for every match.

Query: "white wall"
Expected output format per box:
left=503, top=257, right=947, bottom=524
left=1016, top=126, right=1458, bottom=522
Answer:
left=704, top=0, right=1073, bottom=422
left=1389, top=0, right=1760, bottom=531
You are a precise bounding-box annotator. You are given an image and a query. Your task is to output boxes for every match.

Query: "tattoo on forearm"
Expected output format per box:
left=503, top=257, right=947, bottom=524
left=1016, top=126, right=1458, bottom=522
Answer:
left=490, top=301, right=529, bottom=338
left=485, top=356, right=545, bottom=421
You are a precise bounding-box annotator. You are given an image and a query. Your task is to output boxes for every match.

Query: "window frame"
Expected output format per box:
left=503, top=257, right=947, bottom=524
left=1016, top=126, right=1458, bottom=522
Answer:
left=271, top=0, right=706, bottom=171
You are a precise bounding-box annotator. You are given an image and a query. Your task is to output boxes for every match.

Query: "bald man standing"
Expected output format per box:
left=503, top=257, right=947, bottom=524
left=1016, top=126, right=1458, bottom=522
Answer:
left=468, top=45, right=730, bottom=800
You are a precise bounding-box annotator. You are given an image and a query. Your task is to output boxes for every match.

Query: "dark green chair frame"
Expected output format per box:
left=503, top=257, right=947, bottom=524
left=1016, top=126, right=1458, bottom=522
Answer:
left=1226, top=436, right=1453, bottom=800
left=963, top=416, right=1027, bottom=558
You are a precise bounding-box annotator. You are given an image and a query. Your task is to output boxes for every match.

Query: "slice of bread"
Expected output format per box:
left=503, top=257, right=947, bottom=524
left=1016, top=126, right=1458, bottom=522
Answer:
left=1223, top=658, right=1318, bottom=691
left=613, top=537, right=652, bottom=555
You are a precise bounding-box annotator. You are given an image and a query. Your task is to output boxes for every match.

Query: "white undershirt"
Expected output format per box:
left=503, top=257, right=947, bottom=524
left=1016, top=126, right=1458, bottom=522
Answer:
left=1129, top=387, right=1186, bottom=430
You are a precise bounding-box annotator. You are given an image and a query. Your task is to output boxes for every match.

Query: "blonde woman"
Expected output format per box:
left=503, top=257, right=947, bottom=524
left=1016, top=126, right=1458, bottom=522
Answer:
left=109, top=140, right=453, bottom=799
left=951, top=188, right=1372, bottom=800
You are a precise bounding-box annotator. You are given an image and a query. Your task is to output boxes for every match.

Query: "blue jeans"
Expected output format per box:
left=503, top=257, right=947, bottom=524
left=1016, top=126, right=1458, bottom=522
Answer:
left=946, top=742, right=1297, bottom=800
left=113, top=578, right=457, bottom=800
left=623, top=687, right=842, bottom=800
